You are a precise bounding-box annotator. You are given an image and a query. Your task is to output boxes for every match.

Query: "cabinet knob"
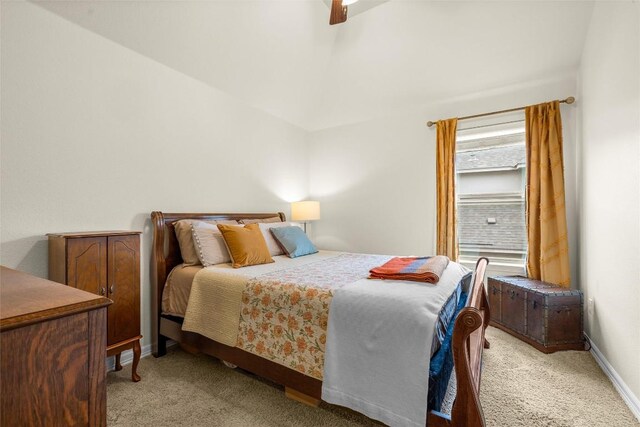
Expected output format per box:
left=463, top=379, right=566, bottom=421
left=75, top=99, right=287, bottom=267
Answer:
left=100, top=287, right=106, bottom=296
left=110, top=285, right=115, bottom=294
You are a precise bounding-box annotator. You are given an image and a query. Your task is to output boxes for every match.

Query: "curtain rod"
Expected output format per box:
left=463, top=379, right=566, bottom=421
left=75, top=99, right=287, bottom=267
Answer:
left=458, top=119, right=524, bottom=132
left=426, top=96, right=575, bottom=128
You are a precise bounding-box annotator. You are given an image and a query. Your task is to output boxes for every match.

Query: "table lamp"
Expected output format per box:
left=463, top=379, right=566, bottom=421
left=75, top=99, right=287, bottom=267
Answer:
left=291, top=201, right=320, bottom=233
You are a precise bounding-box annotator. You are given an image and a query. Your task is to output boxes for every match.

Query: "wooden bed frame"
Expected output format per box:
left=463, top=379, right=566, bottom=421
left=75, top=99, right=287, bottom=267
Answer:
left=151, top=211, right=491, bottom=426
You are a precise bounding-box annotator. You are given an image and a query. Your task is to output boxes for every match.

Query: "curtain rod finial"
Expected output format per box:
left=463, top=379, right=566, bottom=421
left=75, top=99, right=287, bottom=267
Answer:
left=427, top=121, right=436, bottom=128
left=565, top=96, right=575, bottom=104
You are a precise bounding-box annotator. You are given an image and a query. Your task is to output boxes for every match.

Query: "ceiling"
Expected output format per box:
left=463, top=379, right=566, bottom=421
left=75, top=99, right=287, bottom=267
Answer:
left=320, top=0, right=391, bottom=18
left=34, top=0, right=594, bottom=131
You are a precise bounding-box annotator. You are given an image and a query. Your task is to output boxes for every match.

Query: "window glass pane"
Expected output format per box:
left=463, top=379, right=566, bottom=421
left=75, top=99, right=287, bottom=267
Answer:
left=456, top=119, right=527, bottom=275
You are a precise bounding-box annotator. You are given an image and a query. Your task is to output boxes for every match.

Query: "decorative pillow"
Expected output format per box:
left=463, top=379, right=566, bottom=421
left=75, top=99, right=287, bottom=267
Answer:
left=174, top=219, right=237, bottom=265
left=258, top=222, right=302, bottom=257
left=238, top=216, right=282, bottom=224
left=190, top=221, right=233, bottom=266
left=217, top=224, right=274, bottom=268
left=270, top=226, right=318, bottom=258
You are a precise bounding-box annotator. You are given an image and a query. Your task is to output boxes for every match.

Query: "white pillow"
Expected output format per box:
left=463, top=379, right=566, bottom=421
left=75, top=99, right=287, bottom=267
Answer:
left=258, top=222, right=302, bottom=256
left=190, top=221, right=237, bottom=266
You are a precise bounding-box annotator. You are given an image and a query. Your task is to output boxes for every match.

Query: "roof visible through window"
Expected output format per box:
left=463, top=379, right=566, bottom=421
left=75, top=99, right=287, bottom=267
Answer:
left=456, top=120, right=527, bottom=273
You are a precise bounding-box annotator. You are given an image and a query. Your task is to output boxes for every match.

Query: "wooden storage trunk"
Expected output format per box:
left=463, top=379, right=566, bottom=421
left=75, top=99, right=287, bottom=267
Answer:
left=488, top=276, right=585, bottom=353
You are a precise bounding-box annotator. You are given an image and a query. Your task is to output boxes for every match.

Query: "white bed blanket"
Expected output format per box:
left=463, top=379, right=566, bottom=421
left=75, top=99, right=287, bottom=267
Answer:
left=321, top=261, right=470, bottom=427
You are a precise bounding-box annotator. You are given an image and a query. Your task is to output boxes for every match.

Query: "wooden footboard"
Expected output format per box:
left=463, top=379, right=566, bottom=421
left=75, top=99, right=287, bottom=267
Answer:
left=429, top=257, right=490, bottom=427
left=150, top=211, right=490, bottom=426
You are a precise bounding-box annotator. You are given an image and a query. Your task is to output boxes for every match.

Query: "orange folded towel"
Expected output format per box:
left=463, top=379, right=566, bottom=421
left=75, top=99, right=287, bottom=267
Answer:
left=369, top=256, right=450, bottom=284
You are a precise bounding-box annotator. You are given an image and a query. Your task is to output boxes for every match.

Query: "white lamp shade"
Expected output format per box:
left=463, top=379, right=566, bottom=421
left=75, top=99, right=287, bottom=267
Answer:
left=291, top=201, right=321, bottom=222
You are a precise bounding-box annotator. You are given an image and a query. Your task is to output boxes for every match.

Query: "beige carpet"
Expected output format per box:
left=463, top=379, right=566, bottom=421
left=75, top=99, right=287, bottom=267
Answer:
left=107, top=327, right=639, bottom=426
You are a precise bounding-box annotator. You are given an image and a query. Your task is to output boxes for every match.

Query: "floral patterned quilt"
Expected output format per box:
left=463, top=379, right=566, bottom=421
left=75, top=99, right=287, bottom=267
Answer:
left=236, top=253, right=391, bottom=380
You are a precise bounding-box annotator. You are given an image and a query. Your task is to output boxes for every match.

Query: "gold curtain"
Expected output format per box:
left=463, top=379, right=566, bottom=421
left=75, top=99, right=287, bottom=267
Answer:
left=436, top=118, right=458, bottom=260
left=525, top=101, right=570, bottom=287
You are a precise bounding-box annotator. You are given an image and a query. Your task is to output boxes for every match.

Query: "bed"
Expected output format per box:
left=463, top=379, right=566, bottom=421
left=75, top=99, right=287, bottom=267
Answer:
left=151, top=211, right=491, bottom=427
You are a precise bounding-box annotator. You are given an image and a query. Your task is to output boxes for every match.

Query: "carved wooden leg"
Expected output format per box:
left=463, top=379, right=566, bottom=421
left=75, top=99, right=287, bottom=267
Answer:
left=484, top=338, right=491, bottom=349
left=114, top=353, right=123, bottom=371
left=131, top=339, right=141, bottom=382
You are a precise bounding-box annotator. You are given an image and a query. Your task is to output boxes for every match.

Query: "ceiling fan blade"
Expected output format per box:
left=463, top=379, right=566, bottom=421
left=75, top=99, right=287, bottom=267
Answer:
left=330, top=0, right=347, bottom=25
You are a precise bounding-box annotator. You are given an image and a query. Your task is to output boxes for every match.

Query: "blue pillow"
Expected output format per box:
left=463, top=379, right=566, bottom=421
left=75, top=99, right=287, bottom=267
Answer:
left=270, top=226, right=318, bottom=258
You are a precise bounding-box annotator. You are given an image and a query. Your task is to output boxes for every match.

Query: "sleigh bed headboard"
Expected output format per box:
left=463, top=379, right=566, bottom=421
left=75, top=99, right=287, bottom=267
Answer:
left=149, top=211, right=286, bottom=350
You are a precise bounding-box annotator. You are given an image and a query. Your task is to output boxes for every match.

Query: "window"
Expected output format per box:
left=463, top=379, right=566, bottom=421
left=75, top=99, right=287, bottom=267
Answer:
left=456, top=120, right=527, bottom=275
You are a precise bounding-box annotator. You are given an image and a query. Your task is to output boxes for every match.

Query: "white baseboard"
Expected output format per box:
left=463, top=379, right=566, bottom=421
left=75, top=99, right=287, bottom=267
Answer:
left=586, top=334, right=640, bottom=422
left=106, top=340, right=177, bottom=372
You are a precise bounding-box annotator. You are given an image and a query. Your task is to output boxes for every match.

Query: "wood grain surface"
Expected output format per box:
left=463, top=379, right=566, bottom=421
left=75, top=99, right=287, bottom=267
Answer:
left=0, top=266, right=111, bottom=331
left=1, top=266, right=110, bottom=426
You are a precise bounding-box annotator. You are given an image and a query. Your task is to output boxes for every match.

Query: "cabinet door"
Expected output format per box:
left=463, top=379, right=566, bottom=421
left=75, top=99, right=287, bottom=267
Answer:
left=107, top=235, right=140, bottom=346
left=67, top=237, right=107, bottom=296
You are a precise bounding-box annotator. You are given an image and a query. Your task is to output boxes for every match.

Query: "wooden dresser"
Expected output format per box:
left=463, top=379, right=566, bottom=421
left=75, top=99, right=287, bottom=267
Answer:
left=488, top=276, right=585, bottom=353
left=48, top=230, right=142, bottom=381
left=1, top=266, right=111, bottom=426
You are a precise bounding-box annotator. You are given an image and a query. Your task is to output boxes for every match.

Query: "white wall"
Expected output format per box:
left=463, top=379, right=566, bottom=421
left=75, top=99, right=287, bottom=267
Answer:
left=0, top=2, right=309, bottom=350
left=577, top=1, right=640, bottom=406
left=308, top=77, right=579, bottom=283
left=4, top=6, right=636, bottom=411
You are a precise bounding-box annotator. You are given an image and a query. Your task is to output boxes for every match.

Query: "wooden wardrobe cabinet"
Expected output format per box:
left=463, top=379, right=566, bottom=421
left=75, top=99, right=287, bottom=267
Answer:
left=1, top=266, right=111, bottom=426
left=48, top=231, right=142, bottom=382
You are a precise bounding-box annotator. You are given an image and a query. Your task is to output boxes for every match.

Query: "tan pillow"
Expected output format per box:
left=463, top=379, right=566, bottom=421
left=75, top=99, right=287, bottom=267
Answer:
left=238, top=216, right=281, bottom=224
left=258, top=222, right=302, bottom=256
left=217, top=224, right=274, bottom=268
left=191, top=221, right=233, bottom=266
left=174, top=219, right=237, bottom=265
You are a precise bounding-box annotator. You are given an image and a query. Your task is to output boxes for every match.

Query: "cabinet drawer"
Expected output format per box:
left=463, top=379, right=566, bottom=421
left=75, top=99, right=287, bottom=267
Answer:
left=2, top=312, right=95, bottom=425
